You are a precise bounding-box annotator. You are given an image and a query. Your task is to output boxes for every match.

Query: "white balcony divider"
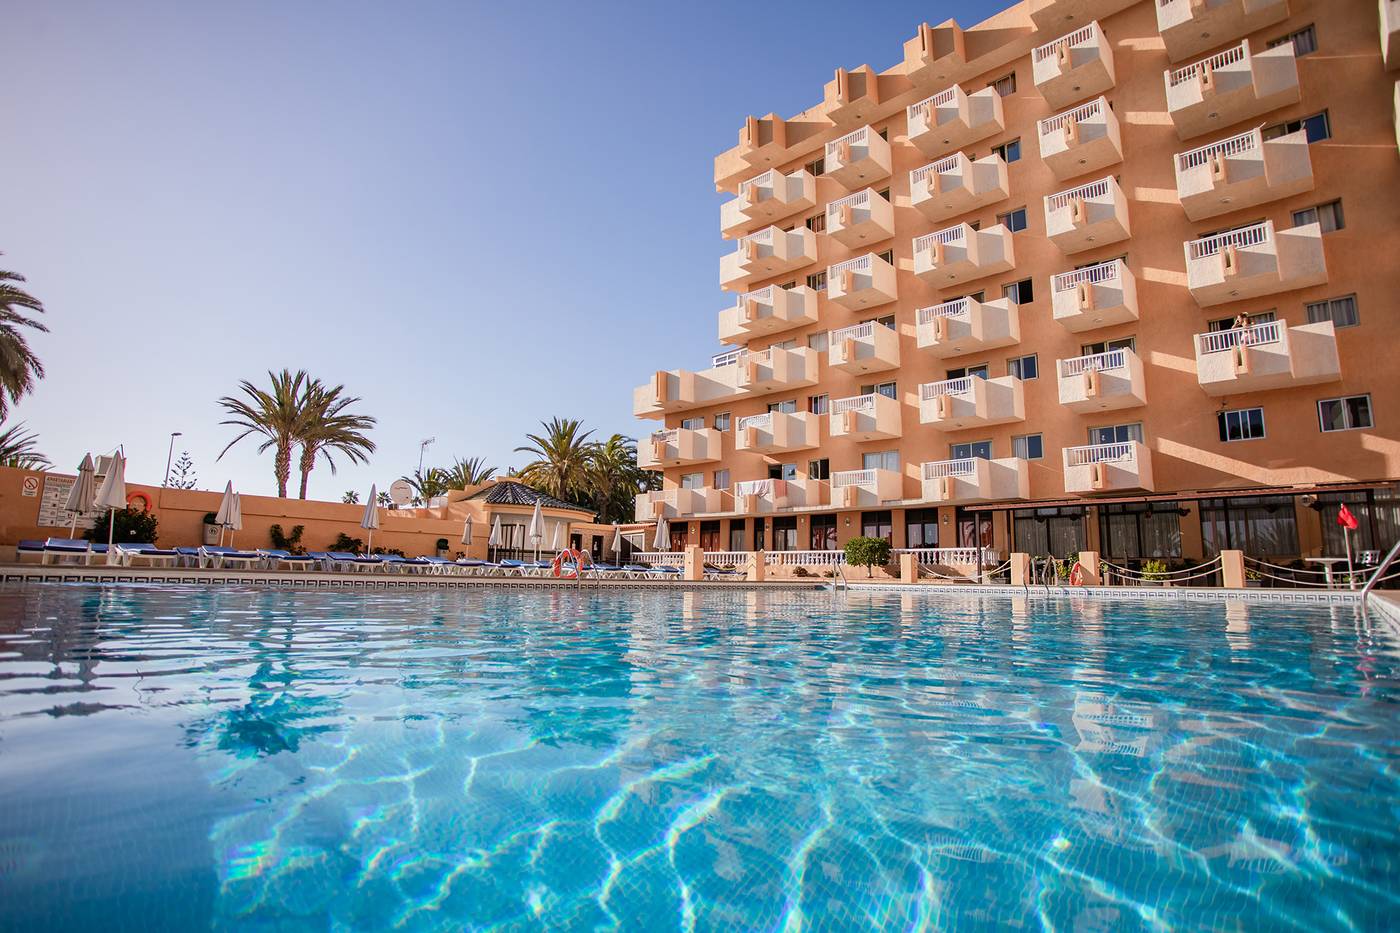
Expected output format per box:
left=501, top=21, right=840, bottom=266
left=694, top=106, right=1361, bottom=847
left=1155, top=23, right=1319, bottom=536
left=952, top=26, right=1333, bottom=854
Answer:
left=1046, top=177, right=1111, bottom=212
left=711, top=348, right=746, bottom=367
left=1058, top=349, right=1127, bottom=377
left=910, top=153, right=964, bottom=184
left=765, top=550, right=846, bottom=566
left=921, top=458, right=977, bottom=480
left=894, top=547, right=988, bottom=565
left=825, top=126, right=870, bottom=158
left=919, top=377, right=976, bottom=400
left=830, top=321, right=875, bottom=343
left=826, top=190, right=871, bottom=216
left=832, top=468, right=876, bottom=487
left=1052, top=258, right=1124, bottom=292
left=736, top=285, right=774, bottom=305
left=1195, top=320, right=1282, bottom=354
left=1064, top=442, right=1135, bottom=466
left=650, top=429, right=678, bottom=444
left=1033, top=21, right=1100, bottom=62
left=735, top=229, right=774, bottom=255
left=733, top=478, right=776, bottom=497
left=737, top=170, right=776, bottom=199
left=914, top=225, right=968, bottom=253
left=1038, top=98, right=1104, bottom=136
left=828, top=255, right=872, bottom=277
left=831, top=394, right=877, bottom=416
left=1187, top=220, right=1271, bottom=260
left=908, top=85, right=959, bottom=122
left=736, top=412, right=773, bottom=431
left=916, top=297, right=973, bottom=325
left=1175, top=126, right=1263, bottom=171
left=633, top=552, right=686, bottom=565
left=1167, top=41, right=1248, bottom=87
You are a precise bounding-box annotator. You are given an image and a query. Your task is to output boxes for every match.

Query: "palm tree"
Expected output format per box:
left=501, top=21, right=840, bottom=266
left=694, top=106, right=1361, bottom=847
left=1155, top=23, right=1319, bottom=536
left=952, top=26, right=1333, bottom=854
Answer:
left=294, top=381, right=376, bottom=499
left=514, top=417, right=595, bottom=502
left=439, top=456, right=496, bottom=490
left=217, top=369, right=311, bottom=497
left=403, top=468, right=449, bottom=506
left=585, top=434, right=654, bottom=524
left=341, top=490, right=360, bottom=505
left=0, top=421, right=50, bottom=469
left=0, top=259, right=48, bottom=419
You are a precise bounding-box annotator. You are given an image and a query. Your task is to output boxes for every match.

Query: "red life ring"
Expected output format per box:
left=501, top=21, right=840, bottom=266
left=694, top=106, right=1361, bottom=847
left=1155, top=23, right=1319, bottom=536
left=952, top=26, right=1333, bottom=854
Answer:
left=552, top=548, right=588, bottom=579
left=1069, top=561, right=1085, bottom=586
left=126, top=491, right=152, bottom=512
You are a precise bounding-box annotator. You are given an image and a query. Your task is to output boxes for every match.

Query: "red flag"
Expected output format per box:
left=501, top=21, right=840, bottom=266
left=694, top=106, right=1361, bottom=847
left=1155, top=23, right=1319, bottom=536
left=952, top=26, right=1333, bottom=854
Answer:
left=1337, top=503, right=1360, bottom=530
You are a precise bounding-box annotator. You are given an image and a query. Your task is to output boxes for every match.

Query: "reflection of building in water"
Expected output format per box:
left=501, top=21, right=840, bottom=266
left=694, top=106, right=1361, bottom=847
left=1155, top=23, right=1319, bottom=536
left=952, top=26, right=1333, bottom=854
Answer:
left=1072, top=692, right=1156, bottom=757
left=1224, top=599, right=1252, bottom=654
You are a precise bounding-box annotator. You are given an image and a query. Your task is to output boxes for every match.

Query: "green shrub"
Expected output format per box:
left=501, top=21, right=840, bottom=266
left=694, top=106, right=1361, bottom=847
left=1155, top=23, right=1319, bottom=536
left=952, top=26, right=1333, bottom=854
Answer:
left=1141, top=559, right=1169, bottom=582
left=843, top=536, right=891, bottom=578
left=269, top=524, right=306, bottom=554
left=435, top=538, right=450, bottom=551
left=87, top=506, right=159, bottom=545
left=331, top=532, right=363, bottom=553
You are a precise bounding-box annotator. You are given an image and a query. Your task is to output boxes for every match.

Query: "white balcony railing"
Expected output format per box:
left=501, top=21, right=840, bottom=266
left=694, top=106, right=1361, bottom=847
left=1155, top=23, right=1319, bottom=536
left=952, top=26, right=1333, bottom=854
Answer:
left=1058, top=349, right=1127, bottom=377
left=1033, top=22, right=1100, bottom=62
left=1052, top=258, right=1124, bottom=292
left=894, top=547, right=991, bottom=565
left=921, top=458, right=978, bottom=480
left=736, top=412, right=773, bottom=431
left=1046, top=177, right=1112, bottom=212
left=1175, top=126, right=1262, bottom=171
left=1167, top=41, right=1248, bottom=87
left=765, top=550, right=846, bottom=566
left=1195, top=321, right=1282, bottom=354
left=825, top=126, right=870, bottom=158
left=1037, top=98, right=1106, bottom=136
left=1064, top=442, right=1136, bottom=467
left=832, top=469, right=876, bottom=488
left=916, top=298, right=973, bottom=325
left=910, top=153, right=964, bottom=185
left=914, top=226, right=968, bottom=253
left=831, top=394, right=877, bottom=415
left=908, top=86, right=960, bottom=123
left=830, top=321, right=876, bottom=344
left=1187, top=221, right=1271, bottom=260
left=828, top=256, right=872, bottom=278
left=826, top=190, right=870, bottom=216
left=919, top=377, right=977, bottom=400
left=736, top=170, right=776, bottom=200
left=632, top=552, right=686, bottom=565
left=733, top=478, right=776, bottom=497
left=650, top=429, right=678, bottom=445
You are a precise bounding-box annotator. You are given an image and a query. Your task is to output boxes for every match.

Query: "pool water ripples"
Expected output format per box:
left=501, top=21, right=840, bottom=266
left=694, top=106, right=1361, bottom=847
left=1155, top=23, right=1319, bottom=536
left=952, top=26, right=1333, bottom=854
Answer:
left=0, top=584, right=1398, bottom=930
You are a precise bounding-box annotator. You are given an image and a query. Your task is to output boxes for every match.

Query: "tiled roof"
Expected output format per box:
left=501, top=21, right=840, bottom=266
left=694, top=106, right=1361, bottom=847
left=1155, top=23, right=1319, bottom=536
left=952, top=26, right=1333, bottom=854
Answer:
left=468, top=481, right=594, bottom=516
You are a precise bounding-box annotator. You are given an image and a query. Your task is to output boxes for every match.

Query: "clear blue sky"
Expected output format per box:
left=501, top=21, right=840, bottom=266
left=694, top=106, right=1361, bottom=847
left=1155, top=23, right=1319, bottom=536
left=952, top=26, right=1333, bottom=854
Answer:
left=6, top=0, right=1005, bottom=499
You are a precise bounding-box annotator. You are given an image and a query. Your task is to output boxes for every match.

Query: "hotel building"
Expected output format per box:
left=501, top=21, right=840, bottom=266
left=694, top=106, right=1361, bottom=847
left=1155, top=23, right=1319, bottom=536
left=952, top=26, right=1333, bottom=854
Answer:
left=634, top=0, right=1400, bottom=565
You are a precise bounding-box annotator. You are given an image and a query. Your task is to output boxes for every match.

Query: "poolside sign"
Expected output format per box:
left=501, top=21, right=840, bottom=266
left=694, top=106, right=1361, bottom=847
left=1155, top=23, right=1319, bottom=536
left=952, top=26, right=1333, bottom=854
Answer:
left=21, top=476, right=38, bottom=497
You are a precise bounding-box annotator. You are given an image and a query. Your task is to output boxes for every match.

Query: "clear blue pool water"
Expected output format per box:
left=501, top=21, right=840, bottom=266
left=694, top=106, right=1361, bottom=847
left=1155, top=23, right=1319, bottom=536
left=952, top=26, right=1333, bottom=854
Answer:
left=0, top=584, right=1398, bottom=931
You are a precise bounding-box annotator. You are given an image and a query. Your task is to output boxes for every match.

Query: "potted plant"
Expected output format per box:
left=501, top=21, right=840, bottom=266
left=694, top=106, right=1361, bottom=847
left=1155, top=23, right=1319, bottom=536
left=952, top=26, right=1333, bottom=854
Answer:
left=202, top=511, right=221, bottom=546
left=436, top=537, right=450, bottom=558
left=1141, top=559, right=1169, bottom=586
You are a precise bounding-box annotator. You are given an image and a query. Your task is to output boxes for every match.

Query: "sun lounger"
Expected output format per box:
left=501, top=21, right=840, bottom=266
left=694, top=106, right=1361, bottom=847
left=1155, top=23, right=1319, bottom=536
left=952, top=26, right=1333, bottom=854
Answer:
left=42, top=538, right=104, bottom=566
left=115, top=542, right=181, bottom=567
left=200, top=546, right=262, bottom=569
left=621, top=563, right=653, bottom=579
left=652, top=565, right=683, bottom=580
left=173, top=546, right=203, bottom=568
left=497, top=559, right=529, bottom=576
left=17, top=539, right=46, bottom=563
left=704, top=563, right=745, bottom=581
left=328, top=551, right=382, bottom=572
left=412, top=556, right=458, bottom=575
left=258, top=549, right=318, bottom=571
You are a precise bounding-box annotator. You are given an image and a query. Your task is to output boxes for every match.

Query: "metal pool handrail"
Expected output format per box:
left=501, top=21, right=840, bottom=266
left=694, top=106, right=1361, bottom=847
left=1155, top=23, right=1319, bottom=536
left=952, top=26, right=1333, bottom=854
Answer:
left=1361, top=539, right=1400, bottom=604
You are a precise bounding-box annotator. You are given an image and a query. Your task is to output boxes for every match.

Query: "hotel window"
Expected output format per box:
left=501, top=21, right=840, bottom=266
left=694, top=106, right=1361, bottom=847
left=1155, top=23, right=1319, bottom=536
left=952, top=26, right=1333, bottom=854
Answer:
left=862, top=314, right=896, bottom=330
left=1263, top=110, right=1330, bottom=143
left=860, top=381, right=897, bottom=399
left=989, top=72, right=1017, bottom=96
left=767, top=399, right=798, bottom=414
left=768, top=463, right=798, bottom=481
left=810, top=513, right=838, bottom=550
left=1007, top=354, right=1038, bottom=380
left=876, top=187, right=891, bottom=202
left=905, top=509, right=939, bottom=549
left=713, top=469, right=731, bottom=490
left=807, top=393, right=829, bottom=415
left=1292, top=199, right=1344, bottom=233
left=1208, top=310, right=1275, bottom=331
left=968, top=220, right=982, bottom=231
left=1200, top=496, right=1299, bottom=557
left=950, top=441, right=992, bottom=460
left=1081, top=337, right=1135, bottom=355
left=729, top=523, right=745, bottom=551
left=752, top=518, right=765, bottom=552
left=772, top=338, right=798, bottom=350
left=1012, top=433, right=1044, bottom=460
left=806, top=271, right=827, bottom=291
left=877, top=128, right=889, bottom=141
left=997, top=207, right=1028, bottom=233
left=699, top=520, right=721, bottom=552
left=807, top=332, right=829, bottom=352
left=876, top=248, right=894, bottom=265
left=805, top=157, right=825, bottom=176
left=1002, top=278, right=1033, bottom=304
left=779, top=280, right=797, bottom=289
left=946, top=364, right=988, bottom=380
left=1267, top=24, right=1317, bottom=57
left=1318, top=394, right=1373, bottom=432
left=863, top=450, right=900, bottom=472
left=1089, top=422, right=1143, bottom=445
left=771, top=516, right=798, bottom=551
left=713, top=411, right=731, bottom=431
left=1098, top=502, right=1183, bottom=559
left=807, top=457, right=830, bottom=480
left=1306, top=295, right=1359, bottom=328
left=990, top=138, right=1021, bottom=163
left=861, top=510, right=893, bottom=543
left=805, top=212, right=827, bottom=233
left=1013, top=507, right=1086, bottom=556
left=680, top=417, right=704, bottom=430
left=680, top=472, right=703, bottom=489
left=1217, top=407, right=1266, bottom=442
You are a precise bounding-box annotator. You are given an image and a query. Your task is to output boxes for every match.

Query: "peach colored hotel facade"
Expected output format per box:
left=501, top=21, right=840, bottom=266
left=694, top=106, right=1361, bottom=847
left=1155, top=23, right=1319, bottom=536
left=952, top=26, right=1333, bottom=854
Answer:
left=633, top=0, right=1400, bottom=566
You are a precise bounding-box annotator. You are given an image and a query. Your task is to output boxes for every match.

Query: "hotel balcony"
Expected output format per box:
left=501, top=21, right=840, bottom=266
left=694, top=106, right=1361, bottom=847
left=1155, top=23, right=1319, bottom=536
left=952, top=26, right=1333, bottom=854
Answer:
left=917, top=376, right=1025, bottom=430
left=826, top=254, right=897, bottom=310
left=717, top=285, right=819, bottom=343
left=831, top=468, right=903, bottom=509
left=913, top=223, right=1015, bottom=287
left=1184, top=220, right=1327, bottom=307
left=719, top=226, right=818, bottom=292
left=828, top=322, right=900, bottom=375
left=1033, top=21, right=1116, bottom=109
left=635, top=486, right=729, bottom=521
left=1063, top=441, right=1154, bottom=494
left=1193, top=320, right=1340, bottom=396
left=902, top=21, right=967, bottom=89
left=1164, top=40, right=1300, bottom=140
left=909, top=152, right=1009, bottom=223
left=720, top=169, right=817, bottom=238
left=1037, top=98, right=1122, bottom=182
left=1385, top=0, right=1400, bottom=70
left=828, top=393, right=902, bottom=442
left=1028, top=0, right=1138, bottom=31
left=824, top=126, right=892, bottom=189
left=823, top=66, right=882, bottom=130
left=1156, top=0, right=1289, bottom=63
left=915, top=296, right=1021, bottom=357
left=730, top=345, right=820, bottom=394
left=638, top=428, right=721, bottom=470
left=633, top=363, right=744, bottom=418
left=921, top=457, right=1029, bottom=504
left=907, top=86, right=1005, bottom=158
left=1051, top=259, right=1138, bottom=332
left=1044, top=176, right=1130, bottom=254
left=825, top=189, right=895, bottom=248
left=1174, top=127, right=1313, bottom=221
left=733, top=476, right=826, bottom=514
left=733, top=411, right=821, bottom=456
left=1056, top=348, right=1147, bottom=413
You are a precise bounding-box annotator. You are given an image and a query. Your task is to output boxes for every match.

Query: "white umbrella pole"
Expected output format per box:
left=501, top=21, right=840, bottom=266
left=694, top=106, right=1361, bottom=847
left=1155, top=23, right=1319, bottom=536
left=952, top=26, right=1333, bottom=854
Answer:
left=107, top=508, right=115, bottom=549
left=70, top=513, right=77, bottom=537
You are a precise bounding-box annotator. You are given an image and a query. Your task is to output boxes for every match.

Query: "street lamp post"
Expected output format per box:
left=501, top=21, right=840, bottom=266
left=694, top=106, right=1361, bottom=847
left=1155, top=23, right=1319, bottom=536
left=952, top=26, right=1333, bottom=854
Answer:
left=418, top=437, right=435, bottom=475
left=163, top=432, right=183, bottom=486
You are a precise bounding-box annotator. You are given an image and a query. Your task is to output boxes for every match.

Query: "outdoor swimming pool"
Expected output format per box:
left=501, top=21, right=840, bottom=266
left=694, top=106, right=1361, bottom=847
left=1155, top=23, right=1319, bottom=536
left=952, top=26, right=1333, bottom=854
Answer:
left=0, top=584, right=1396, bottom=930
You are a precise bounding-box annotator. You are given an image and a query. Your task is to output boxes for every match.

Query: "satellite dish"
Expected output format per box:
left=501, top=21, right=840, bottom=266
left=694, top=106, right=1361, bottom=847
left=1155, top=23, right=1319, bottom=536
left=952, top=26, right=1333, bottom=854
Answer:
left=388, top=479, right=413, bottom=506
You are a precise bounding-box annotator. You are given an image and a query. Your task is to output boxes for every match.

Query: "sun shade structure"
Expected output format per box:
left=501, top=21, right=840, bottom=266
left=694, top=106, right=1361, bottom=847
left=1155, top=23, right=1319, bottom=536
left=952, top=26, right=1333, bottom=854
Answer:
left=93, top=452, right=127, bottom=565
left=63, top=454, right=96, bottom=537
left=361, top=484, right=380, bottom=552
left=653, top=516, right=669, bottom=551
left=488, top=516, right=502, bottom=561
left=527, top=500, right=544, bottom=560
left=460, top=515, right=473, bottom=547
left=215, top=482, right=236, bottom=546
left=228, top=493, right=244, bottom=547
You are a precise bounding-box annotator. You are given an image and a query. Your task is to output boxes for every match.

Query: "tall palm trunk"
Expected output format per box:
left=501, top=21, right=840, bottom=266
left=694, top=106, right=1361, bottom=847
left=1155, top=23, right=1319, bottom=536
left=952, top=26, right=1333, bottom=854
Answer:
left=275, top=440, right=292, bottom=498
left=297, top=444, right=315, bottom=499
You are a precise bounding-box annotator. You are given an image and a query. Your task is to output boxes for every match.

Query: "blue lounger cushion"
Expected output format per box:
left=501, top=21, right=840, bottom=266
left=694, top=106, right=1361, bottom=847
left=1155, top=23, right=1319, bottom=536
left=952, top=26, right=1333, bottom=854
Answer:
left=43, top=538, right=92, bottom=552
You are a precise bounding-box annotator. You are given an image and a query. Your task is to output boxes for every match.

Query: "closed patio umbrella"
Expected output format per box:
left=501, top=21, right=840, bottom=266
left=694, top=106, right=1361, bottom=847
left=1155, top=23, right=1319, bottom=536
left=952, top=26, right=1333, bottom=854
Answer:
left=488, top=516, right=502, bottom=562
left=611, top=525, right=623, bottom=563
left=63, top=453, right=96, bottom=537
left=93, top=452, right=127, bottom=564
left=527, top=499, right=544, bottom=561
left=460, top=515, right=474, bottom=549
left=215, top=482, right=236, bottom=547
left=550, top=521, right=563, bottom=554
left=361, top=484, right=380, bottom=553
left=228, top=493, right=244, bottom=547
left=653, top=516, right=669, bottom=552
